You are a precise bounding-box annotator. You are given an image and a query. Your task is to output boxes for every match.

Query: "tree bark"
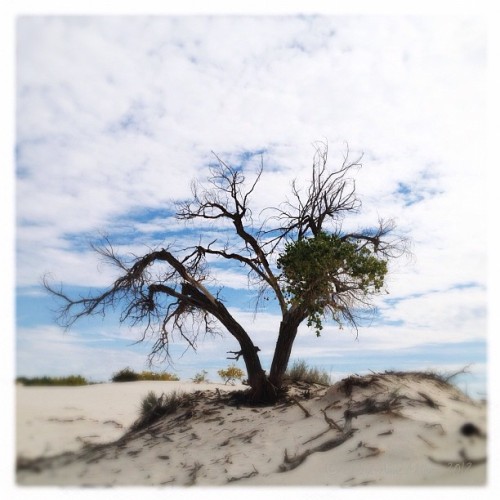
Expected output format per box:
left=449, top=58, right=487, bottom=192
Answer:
left=211, top=301, right=277, bottom=403
left=269, top=309, right=305, bottom=389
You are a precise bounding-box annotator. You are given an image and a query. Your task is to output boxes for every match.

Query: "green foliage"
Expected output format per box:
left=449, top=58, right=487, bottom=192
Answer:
left=133, top=390, right=187, bottom=431
left=285, top=359, right=331, bottom=385
left=277, top=232, right=388, bottom=335
left=217, top=365, right=245, bottom=385
left=140, top=390, right=161, bottom=415
left=111, top=367, right=180, bottom=382
left=192, top=370, right=209, bottom=384
left=16, top=375, right=88, bottom=386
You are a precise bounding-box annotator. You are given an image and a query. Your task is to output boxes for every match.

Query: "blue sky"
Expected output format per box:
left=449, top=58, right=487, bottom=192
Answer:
left=12, top=13, right=489, bottom=397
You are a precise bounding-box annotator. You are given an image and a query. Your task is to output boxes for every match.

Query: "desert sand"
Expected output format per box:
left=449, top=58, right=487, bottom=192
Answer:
left=16, top=372, right=487, bottom=487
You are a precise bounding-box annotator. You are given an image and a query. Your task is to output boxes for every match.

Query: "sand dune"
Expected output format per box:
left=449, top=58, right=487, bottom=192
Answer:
left=16, top=372, right=487, bottom=487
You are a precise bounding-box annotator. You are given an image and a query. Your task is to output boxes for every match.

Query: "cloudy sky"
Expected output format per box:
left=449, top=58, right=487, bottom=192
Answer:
left=13, top=14, right=489, bottom=395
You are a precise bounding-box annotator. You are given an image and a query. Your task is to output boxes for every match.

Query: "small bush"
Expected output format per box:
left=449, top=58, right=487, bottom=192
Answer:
left=285, top=360, right=331, bottom=386
left=16, top=375, right=88, bottom=386
left=132, top=390, right=187, bottom=431
left=111, top=367, right=140, bottom=382
left=138, top=371, right=180, bottom=381
left=217, top=365, right=245, bottom=385
left=192, top=370, right=208, bottom=384
left=111, top=367, right=180, bottom=382
left=140, top=390, right=161, bottom=415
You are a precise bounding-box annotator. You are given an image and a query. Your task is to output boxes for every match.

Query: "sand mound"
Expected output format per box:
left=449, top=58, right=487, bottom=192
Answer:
left=16, top=372, right=487, bottom=486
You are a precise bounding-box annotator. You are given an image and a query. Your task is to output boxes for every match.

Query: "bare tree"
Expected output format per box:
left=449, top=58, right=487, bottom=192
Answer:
left=44, top=142, right=407, bottom=404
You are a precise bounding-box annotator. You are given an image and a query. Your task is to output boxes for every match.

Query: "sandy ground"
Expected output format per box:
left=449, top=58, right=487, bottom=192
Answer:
left=16, top=380, right=243, bottom=458
left=16, top=373, right=487, bottom=487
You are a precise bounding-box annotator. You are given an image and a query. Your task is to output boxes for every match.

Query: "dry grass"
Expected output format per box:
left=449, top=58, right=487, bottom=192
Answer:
left=285, top=360, right=331, bottom=386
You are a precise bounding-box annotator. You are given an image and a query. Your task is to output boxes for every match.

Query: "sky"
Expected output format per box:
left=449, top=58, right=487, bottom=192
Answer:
left=11, top=12, right=491, bottom=397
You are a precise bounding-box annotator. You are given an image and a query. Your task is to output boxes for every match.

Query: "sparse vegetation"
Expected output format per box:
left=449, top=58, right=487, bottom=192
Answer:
left=137, top=371, right=180, bottom=381
left=132, top=390, right=187, bottom=431
left=218, top=365, right=245, bottom=385
left=111, top=367, right=179, bottom=382
left=112, top=367, right=141, bottom=382
left=285, top=360, right=331, bottom=386
left=16, top=375, right=88, bottom=386
left=383, top=369, right=462, bottom=388
left=140, top=391, right=161, bottom=415
left=192, top=370, right=209, bottom=384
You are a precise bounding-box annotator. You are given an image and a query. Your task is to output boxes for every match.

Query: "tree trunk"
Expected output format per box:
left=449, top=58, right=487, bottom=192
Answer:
left=269, top=309, right=305, bottom=389
left=214, top=301, right=307, bottom=404
left=247, top=367, right=278, bottom=404
left=237, top=336, right=277, bottom=404
left=213, top=301, right=277, bottom=404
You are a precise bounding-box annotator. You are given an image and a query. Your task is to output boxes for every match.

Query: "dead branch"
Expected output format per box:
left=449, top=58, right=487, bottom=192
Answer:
left=417, top=434, right=436, bottom=449
left=342, top=394, right=406, bottom=434
left=377, top=429, right=393, bottom=436
left=290, top=397, right=311, bottom=418
left=185, top=462, right=203, bottom=486
left=220, top=429, right=259, bottom=446
left=227, top=346, right=260, bottom=361
left=338, top=375, right=383, bottom=397
left=417, top=391, right=440, bottom=409
left=302, top=408, right=343, bottom=444
left=279, top=430, right=355, bottom=472
left=302, top=427, right=331, bottom=445
left=320, top=408, right=343, bottom=432
left=348, top=441, right=382, bottom=461
left=444, top=364, right=472, bottom=383
left=344, top=395, right=404, bottom=421
left=227, top=465, right=259, bottom=483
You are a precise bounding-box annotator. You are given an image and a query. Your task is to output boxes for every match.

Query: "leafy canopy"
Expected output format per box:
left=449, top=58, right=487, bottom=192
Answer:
left=277, top=232, right=388, bottom=336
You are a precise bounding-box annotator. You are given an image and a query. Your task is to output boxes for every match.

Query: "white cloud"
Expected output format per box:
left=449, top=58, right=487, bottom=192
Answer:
left=16, top=325, right=149, bottom=381
left=15, top=15, right=488, bottom=385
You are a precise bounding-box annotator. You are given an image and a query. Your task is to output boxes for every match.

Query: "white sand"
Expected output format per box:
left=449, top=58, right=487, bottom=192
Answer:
left=16, top=380, right=244, bottom=457
left=16, top=374, right=487, bottom=487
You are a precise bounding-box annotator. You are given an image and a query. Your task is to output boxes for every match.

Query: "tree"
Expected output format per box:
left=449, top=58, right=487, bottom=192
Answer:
left=44, top=142, right=407, bottom=404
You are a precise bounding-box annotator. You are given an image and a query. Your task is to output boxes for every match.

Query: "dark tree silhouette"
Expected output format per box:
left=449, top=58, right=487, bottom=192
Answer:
left=44, top=142, right=407, bottom=403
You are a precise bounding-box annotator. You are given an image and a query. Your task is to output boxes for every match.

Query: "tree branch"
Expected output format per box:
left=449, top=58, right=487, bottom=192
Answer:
left=176, top=155, right=287, bottom=313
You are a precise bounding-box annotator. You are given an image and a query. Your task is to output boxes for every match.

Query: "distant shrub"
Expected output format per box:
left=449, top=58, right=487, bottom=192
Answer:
left=285, top=360, right=331, bottom=386
left=192, top=370, right=208, bottom=384
left=138, top=371, right=180, bottom=381
left=132, top=390, right=187, bottom=431
left=111, top=367, right=141, bottom=382
left=112, top=367, right=180, bottom=382
left=16, top=375, right=88, bottom=386
left=217, top=365, right=245, bottom=385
